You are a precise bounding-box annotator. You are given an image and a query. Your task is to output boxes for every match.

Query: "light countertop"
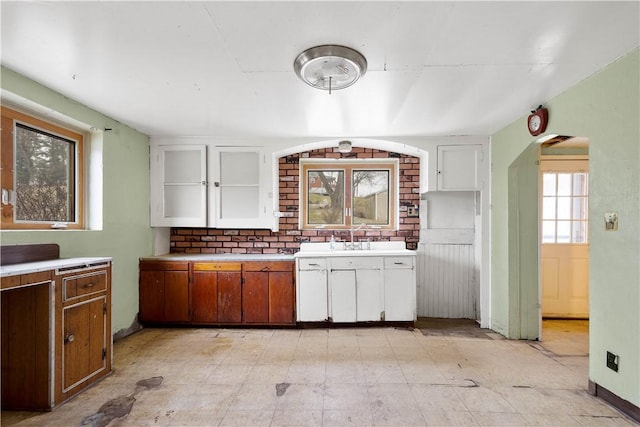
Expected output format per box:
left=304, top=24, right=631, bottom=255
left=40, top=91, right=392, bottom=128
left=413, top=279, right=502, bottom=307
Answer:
left=0, top=257, right=112, bottom=278
left=140, top=253, right=295, bottom=262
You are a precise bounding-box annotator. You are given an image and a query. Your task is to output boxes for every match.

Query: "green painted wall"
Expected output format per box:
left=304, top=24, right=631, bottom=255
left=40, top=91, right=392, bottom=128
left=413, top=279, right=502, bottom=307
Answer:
left=1, top=67, right=154, bottom=335
left=491, top=48, right=639, bottom=406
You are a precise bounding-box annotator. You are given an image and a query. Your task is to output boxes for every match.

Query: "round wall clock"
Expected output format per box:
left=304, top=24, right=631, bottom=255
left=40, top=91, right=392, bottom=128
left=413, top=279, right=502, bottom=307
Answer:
left=527, top=107, right=548, bottom=136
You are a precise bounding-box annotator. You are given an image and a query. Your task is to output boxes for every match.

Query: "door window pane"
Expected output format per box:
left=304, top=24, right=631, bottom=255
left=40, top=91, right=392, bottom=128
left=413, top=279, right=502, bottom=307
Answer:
left=557, top=173, right=572, bottom=196
left=557, top=197, right=571, bottom=220
left=572, top=221, right=588, bottom=244
left=542, top=174, right=556, bottom=196
left=556, top=221, right=571, bottom=243
left=542, top=221, right=556, bottom=243
left=542, top=197, right=556, bottom=220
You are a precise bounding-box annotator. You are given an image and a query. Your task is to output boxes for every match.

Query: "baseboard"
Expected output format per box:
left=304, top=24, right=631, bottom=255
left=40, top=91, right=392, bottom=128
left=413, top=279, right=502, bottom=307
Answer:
left=589, top=380, right=640, bottom=423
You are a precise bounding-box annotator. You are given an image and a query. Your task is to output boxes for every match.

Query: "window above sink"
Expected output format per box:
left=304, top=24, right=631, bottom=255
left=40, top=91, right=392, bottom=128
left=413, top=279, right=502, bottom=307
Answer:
left=300, top=158, right=399, bottom=231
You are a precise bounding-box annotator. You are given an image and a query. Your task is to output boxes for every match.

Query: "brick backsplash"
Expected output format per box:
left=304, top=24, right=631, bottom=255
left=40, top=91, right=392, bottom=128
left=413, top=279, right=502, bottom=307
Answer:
left=170, top=147, right=420, bottom=254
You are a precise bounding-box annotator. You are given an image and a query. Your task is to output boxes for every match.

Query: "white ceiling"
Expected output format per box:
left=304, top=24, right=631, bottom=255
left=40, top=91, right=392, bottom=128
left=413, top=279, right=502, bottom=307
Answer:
left=1, top=1, right=638, bottom=139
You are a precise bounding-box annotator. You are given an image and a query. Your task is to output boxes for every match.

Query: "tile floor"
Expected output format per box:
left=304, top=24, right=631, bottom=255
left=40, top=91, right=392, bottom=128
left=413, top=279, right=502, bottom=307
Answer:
left=2, top=319, right=637, bottom=426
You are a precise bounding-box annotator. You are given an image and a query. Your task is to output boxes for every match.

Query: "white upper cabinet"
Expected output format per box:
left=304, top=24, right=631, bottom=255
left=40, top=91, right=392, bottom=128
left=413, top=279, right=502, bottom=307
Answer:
left=150, top=145, right=207, bottom=227
left=437, top=145, right=482, bottom=191
left=210, top=147, right=269, bottom=229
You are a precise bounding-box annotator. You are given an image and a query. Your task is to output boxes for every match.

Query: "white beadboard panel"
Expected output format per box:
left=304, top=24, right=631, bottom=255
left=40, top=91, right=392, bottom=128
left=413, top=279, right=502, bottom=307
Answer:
left=417, top=243, right=476, bottom=319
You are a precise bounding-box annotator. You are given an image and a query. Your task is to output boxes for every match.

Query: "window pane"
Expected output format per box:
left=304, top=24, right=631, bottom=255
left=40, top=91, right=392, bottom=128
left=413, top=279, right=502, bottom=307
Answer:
left=15, top=124, right=75, bottom=222
left=557, top=196, right=571, bottom=220
left=542, top=220, right=556, bottom=243
left=542, top=173, right=556, bottom=196
left=557, top=221, right=571, bottom=243
left=352, top=170, right=389, bottom=225
left=573, top=196, right=588, bottom=221
left=557, top=173, right=572, bottom=196
left=573, top=173, right=588, bottom=196
left=307, top=170, right=344, bottom=225
left=572, top=221, right=588, bottom=244
left=542, top=197, right=556, bottom=220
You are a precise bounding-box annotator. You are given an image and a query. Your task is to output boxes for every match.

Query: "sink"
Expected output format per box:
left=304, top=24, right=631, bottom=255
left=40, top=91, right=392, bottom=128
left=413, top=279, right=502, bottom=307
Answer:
left=295, top=241, right=415, bottom=257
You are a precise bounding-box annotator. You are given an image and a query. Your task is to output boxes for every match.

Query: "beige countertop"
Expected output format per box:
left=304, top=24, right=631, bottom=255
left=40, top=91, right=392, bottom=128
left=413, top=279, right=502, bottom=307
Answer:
left=140, top=253, right=295, bottom=262
left=0, top=257, right=112, bottom=278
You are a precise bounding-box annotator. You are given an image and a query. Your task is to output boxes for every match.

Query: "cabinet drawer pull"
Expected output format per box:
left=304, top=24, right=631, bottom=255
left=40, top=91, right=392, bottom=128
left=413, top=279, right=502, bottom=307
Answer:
left=394, top=262, right=405, bottom=265
left=84, top=282, right=95, bottom=288
left=260, top=267, right=270, bottom=272
left=65, top=334, right=75, bottom=344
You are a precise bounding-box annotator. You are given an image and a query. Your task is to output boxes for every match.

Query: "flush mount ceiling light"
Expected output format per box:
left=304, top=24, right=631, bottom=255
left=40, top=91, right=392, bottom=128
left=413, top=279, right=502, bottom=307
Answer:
left=294, top=45, right=367, bottom=94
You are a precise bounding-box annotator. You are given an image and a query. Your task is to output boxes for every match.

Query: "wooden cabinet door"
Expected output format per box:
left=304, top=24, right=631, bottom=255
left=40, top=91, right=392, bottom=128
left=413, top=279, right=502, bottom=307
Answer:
left=217, top=271, right=242, bottom=323
left=269, top=271, right=294, bottom=324
left=139, top=271, right=165, bottom=322
left=163, top=271, right=190, bottom=322
left=192, top=270, right=218, bottom=323
left=243, top=271, right=269, bottom=323
left=63, top=297, right=106, bottom=392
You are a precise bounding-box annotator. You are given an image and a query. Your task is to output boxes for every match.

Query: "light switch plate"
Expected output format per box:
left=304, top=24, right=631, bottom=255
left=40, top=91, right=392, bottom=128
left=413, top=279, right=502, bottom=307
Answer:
left=604, top=212, right=618, bottom=231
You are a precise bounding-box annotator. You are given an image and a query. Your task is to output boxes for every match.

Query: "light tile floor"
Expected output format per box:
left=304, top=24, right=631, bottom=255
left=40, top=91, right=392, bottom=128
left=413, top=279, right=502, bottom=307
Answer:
left=2, top=319, right=637, bottom=426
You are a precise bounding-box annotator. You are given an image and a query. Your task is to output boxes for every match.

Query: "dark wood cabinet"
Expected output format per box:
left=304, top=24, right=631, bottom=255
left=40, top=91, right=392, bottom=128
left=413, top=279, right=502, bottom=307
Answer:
left=56, top=265, right=111, bottom=405
left=243, top=261, right=295, bottom=325
left=139, top=261, right=189, bottom=323
left=139, top=259, right=295, bottom=326
left=192, top=262, right=242, bottom=324
left=1, top=260, right=112, bottom=411
left=1, top=271, right=53, bottom=411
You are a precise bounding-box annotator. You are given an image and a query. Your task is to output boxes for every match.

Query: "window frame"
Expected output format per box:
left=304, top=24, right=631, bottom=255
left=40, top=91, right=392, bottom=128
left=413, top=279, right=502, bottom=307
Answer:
left=300, top=158, right=398, bottom=230
left=540, top=157, right=589, bottom=245
left=1, top=107, right=84, bottom=230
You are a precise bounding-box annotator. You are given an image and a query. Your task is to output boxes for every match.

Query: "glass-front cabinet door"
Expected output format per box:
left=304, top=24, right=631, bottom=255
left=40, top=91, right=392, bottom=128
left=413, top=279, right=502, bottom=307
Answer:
left=150, top=144, right=207, bottom=227
left=211, top=148, right=266, bottom=228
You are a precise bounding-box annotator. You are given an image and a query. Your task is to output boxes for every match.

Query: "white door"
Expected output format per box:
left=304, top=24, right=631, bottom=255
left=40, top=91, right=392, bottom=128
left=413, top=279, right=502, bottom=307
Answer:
left=541, top=159, right=589, bottom=318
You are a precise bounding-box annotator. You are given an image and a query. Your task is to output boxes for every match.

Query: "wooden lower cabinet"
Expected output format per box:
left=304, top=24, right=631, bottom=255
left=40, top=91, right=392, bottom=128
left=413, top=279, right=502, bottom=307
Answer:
left=139, top=261, right=190, bottom=323
left=1, top=261, right=112, bottom=411
left=192, top=263, right=242, bottom=324
left=1, top=271, right=53, bottom=411
left=56, top=265, right=112, bottom=405
left=243, top=262, right=294, bottom=324
left=139, top=259, right=295, bottom=326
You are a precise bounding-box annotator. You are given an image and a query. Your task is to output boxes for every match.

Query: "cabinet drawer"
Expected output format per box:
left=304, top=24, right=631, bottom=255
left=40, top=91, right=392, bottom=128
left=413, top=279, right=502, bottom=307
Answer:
left=243, top=261, right=293, bottom=272
left=193, top=262, right=241, bottom=272
left=384, top=257, right=415, bottom=269
left=64, top=271, right=107, bottom=300
left=297, top=258, right=327, bottom=270
left=139, top=261, right=188, bottom=271
left=330, top=257, right=383, bottom=270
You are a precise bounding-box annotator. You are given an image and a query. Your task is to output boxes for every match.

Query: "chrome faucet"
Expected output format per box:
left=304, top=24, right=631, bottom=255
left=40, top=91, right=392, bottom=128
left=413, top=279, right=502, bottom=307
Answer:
left=345, top=223, right=366, bottom=250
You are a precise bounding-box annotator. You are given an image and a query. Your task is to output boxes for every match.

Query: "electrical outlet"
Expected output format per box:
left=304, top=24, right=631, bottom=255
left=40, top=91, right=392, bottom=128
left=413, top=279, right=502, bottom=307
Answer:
left=606, top=351, right=619, bottom=372
left=407, top=206, right=419, bottom=217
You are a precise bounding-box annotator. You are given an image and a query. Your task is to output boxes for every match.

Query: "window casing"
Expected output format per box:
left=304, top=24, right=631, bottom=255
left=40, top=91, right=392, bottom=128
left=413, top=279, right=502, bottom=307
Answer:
left=300, top=159, right=398, bottom=230
left=1, top=107, right=84, bottom=229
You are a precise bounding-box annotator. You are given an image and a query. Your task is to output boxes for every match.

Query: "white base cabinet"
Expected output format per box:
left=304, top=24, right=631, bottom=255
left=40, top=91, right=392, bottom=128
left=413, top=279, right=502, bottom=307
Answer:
left=296, top=258, right=328, bottom=321
left=296, top=251, right=415, bottom=323
left=383, top=257, right=416, bottom=321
